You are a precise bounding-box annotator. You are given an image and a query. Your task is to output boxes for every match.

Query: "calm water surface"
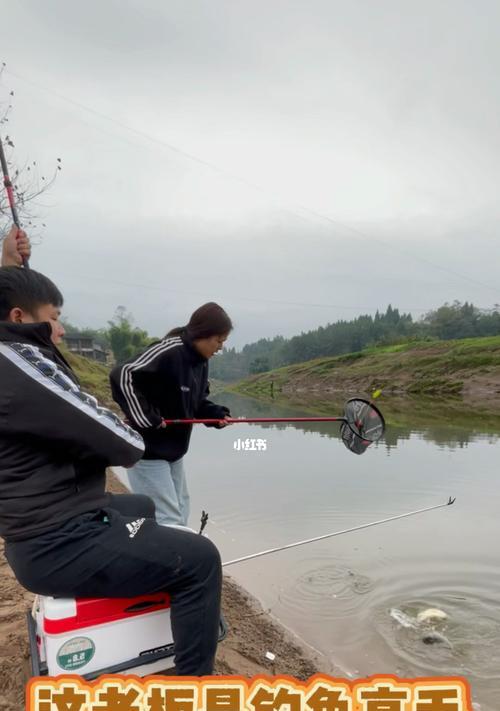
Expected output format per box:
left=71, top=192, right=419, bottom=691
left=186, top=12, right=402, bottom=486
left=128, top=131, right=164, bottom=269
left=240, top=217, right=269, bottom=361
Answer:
left=185, top=392, right=500, bottom=710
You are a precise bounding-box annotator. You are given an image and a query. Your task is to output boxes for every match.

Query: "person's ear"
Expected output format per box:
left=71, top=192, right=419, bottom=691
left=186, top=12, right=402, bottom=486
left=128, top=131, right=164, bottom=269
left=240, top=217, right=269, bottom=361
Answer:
left=8, top=307, right=26, bottom=324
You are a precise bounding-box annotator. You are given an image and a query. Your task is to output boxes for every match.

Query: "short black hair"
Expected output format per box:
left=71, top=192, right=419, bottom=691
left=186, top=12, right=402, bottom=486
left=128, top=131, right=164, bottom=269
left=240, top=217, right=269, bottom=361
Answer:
left=0, top=266, right=64, bottom=320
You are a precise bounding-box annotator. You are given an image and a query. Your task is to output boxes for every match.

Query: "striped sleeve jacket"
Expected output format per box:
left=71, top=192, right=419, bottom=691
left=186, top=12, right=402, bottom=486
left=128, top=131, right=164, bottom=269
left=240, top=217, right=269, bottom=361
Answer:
left=0, top=321, right=144, bottom=541
left=110, top=334, right=229, bottom=461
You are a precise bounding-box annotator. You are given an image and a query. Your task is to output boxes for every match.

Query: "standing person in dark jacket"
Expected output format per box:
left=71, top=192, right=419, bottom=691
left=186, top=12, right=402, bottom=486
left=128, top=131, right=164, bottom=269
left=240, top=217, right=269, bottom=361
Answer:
left=0, top=258, right=222, bottom=676
left=110, top=302, right=232, bottom=528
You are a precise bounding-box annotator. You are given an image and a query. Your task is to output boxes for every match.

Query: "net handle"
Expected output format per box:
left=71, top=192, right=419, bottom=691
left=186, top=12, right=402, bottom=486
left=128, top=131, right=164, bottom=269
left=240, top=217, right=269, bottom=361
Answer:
left=160, top=398, right=386, bottom=443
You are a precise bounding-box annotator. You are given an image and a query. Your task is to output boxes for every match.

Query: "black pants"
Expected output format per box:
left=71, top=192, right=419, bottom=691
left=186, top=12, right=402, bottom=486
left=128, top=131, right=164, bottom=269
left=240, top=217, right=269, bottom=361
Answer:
left=5, top=494, right=222, bottom=675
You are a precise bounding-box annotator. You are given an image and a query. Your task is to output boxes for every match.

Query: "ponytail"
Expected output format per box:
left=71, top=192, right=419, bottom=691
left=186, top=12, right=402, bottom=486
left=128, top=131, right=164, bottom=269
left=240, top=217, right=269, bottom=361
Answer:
left=166, top=303, right=232, bottom=340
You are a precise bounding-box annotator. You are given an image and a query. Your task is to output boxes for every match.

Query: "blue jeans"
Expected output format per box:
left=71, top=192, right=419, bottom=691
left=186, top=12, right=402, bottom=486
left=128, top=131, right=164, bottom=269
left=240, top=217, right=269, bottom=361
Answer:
left=127, top=458, right=190, bottom=526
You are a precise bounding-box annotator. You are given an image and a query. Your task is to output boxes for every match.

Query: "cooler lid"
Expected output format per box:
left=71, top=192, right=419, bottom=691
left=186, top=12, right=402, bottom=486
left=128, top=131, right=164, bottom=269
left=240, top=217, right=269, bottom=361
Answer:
left=43, top=592, right=171, bottom=634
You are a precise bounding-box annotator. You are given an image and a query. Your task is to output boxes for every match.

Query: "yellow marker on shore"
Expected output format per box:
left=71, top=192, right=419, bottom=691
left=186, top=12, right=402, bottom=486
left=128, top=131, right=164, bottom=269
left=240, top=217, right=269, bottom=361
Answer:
left=372, top=389, right=382, bottom=400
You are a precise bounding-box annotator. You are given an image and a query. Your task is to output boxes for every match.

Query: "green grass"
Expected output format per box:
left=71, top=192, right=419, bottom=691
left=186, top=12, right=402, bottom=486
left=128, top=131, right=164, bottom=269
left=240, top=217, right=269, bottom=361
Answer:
left=62, top=348, right=115, bottom=409
left=230, top=335, right=500, bottom=399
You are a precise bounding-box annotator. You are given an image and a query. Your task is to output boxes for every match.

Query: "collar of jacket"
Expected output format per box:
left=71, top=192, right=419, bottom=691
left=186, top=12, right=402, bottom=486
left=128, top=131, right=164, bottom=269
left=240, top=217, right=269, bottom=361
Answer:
left=0, top=320, right=77, bottom=380
left=181, top=332, right=207, bottom=365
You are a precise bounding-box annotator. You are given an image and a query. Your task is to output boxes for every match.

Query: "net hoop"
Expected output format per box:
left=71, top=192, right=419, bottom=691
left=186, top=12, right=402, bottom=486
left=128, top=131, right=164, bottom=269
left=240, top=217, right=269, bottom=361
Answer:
left=343, top=397, right=385, bottom=444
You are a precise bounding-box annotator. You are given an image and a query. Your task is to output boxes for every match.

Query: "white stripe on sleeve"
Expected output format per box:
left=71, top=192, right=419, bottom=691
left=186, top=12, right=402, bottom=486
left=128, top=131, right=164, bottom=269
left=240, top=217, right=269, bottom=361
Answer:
left=1, top=342, right=145, bottom=452
left=119, top=337, right=182, bottom=427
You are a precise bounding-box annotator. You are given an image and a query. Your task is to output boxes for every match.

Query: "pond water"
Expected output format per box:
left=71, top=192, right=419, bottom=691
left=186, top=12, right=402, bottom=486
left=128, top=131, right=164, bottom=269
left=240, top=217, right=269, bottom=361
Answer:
left=185, top=392, right=500, bottom=710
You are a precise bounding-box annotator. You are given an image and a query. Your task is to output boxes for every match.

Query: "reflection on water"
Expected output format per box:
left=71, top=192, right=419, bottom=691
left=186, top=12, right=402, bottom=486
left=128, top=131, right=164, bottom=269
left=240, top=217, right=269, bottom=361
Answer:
left=186, top=392, right=500, bottom=710
left=219, top=391, right=500, bottom=449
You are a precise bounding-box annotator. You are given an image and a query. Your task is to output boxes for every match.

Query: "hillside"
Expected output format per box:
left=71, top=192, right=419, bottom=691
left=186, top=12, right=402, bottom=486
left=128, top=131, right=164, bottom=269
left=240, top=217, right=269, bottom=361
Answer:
left=62, top=349, right=115, bottom=408
left=64, top=336, right=500, bottom=407
left=230, top=336, right=500, bottom=404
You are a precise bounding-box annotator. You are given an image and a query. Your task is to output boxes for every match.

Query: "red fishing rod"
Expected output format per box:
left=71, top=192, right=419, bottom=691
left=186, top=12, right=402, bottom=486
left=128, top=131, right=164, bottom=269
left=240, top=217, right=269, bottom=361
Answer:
left=0, top=135, right=28, bottom=267
left=167, top=416, right=349, bottom=424
left=163, top=398, right=386, bottom=454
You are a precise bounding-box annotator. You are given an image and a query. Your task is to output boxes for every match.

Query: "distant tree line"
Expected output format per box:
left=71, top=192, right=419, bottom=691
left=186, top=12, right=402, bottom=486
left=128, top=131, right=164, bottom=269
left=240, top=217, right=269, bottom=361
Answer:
left=64, top=301, right=500, bottom=377
left=209, top=302, right=500, bottom=381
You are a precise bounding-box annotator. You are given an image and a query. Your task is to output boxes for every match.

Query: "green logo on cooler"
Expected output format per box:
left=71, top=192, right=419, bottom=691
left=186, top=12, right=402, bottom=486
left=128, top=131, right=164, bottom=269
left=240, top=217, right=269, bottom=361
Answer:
left=56, top=636, right=95, bottom=671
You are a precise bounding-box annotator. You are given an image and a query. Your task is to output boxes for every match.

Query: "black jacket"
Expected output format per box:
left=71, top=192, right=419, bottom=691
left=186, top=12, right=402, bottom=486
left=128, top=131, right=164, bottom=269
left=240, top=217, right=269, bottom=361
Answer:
left=0, top=322, right=145, bottom=542
left=110, top=334, right=229, bottom=461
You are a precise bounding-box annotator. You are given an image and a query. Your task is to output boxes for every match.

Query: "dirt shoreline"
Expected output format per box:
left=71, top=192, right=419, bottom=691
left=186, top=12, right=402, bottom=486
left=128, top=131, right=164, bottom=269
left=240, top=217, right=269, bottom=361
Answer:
left=0, top=472, right=329, bottom=710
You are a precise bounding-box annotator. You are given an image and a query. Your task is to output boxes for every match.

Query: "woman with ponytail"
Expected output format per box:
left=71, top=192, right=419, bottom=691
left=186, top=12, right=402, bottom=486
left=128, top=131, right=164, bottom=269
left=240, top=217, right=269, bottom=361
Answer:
left=110, top=302, right=232, bottom=527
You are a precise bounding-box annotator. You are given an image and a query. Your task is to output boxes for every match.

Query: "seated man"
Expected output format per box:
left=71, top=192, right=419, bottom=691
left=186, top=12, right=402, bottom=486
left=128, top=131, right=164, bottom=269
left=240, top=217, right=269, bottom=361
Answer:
left=0, top=228, right=222, bottom=675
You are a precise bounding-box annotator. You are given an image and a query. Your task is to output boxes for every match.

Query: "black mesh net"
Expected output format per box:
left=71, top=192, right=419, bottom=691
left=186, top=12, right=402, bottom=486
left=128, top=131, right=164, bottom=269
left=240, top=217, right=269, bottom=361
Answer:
left=340, top=398, right=385, bottom=455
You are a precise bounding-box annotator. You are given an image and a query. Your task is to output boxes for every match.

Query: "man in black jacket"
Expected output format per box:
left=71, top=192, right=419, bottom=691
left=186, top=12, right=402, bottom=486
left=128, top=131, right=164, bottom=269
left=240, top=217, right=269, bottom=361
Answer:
left=0, top=258, right=222, bottom=676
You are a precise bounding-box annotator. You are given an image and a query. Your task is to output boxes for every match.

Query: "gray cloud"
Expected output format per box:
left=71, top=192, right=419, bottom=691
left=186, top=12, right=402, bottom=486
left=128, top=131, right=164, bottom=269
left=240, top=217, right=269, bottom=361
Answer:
left=1, top=0, right=499, bottom=347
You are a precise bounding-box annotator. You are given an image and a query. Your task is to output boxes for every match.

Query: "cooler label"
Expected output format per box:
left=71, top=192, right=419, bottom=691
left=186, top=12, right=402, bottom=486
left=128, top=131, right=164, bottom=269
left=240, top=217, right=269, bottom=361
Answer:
left=56, top=636, right=95, bottom=671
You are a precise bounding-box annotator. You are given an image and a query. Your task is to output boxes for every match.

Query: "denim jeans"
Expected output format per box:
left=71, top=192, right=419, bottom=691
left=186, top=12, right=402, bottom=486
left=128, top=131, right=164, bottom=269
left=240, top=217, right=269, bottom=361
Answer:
left=127, top=458, right=190, bottom=526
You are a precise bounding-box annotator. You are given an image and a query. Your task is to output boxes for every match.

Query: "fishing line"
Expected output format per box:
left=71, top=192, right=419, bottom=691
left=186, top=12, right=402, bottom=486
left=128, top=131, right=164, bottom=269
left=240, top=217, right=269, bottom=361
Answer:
left=4, top=67, right=499, bottom=298
left=51, top=267, right=440, bottom=313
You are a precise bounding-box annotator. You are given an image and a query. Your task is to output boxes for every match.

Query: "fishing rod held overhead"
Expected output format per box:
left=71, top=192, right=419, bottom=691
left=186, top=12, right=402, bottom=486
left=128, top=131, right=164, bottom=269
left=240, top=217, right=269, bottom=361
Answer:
left=222, top=497, right=456, bottom=567
left=0, top=135, right=29, bottom=268
left=163, top=398, right=386, bottom=453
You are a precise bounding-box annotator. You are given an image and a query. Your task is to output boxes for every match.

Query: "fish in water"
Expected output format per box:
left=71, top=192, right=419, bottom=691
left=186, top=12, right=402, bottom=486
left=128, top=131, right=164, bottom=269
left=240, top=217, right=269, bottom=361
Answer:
left=422, top=630, right=452, bottom=647
left=417, top=608, right=448, bottom=623
left=390, top=607, right=452, bottom=648
left=390, top=608, right=418, bottom=628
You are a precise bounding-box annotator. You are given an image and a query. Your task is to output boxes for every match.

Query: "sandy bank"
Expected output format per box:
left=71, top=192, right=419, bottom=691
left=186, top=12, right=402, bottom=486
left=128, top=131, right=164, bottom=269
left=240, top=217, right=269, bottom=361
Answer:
left=0, top=472, right=329, bottom=710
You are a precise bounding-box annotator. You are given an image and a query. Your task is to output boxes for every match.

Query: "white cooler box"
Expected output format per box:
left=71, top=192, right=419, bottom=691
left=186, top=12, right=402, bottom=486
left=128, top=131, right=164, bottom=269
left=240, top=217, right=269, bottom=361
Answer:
left=28, top=592, right=226, bottom=678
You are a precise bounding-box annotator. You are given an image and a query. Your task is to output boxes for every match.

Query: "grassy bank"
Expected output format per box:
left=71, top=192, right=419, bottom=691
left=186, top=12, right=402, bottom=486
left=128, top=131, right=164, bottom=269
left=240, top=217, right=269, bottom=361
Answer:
left=230, top=336, right=500, bottom=401
left=64, top=335, right=500, bottom=411
left=63, top=349, right=114, bottom=408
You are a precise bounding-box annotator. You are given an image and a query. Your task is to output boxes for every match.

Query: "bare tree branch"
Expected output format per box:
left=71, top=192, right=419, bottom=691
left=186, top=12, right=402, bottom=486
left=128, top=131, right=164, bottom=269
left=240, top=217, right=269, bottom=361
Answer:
left=0, top=62, right=62, bottom=241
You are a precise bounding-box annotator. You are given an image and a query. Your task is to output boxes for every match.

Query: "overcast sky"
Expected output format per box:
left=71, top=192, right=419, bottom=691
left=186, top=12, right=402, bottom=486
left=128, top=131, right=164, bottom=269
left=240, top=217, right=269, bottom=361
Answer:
left=1, top=0, right=499, bottom=347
